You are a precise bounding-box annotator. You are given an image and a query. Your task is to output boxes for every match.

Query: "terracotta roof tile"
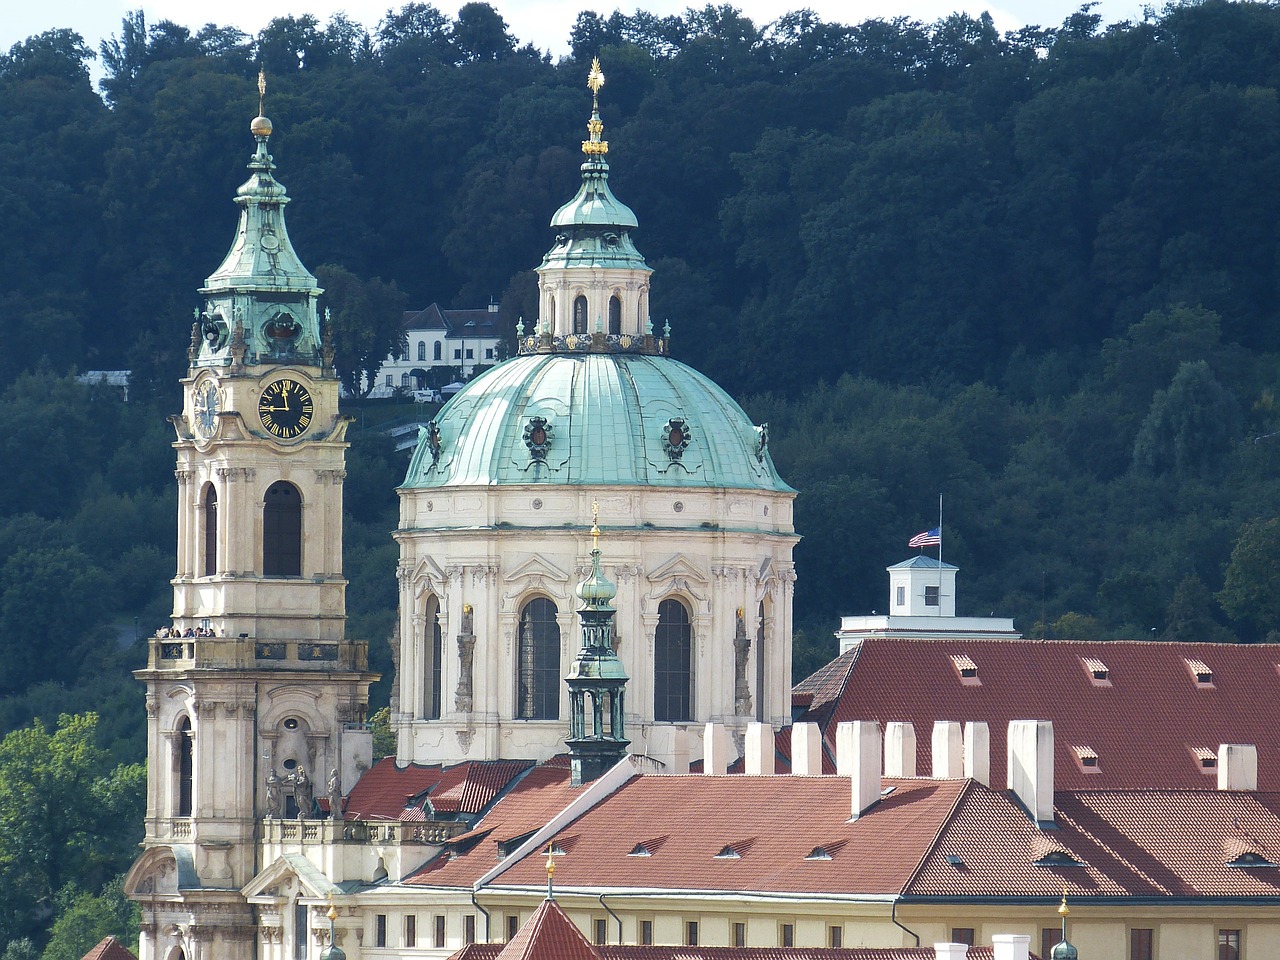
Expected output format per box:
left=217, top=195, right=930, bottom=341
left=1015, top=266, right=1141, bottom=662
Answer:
left=80, top=938, right=138, bottom=960
left=495, top=897, right=602, bottom=960
left=487, top=776, right=966, bottom=895
left=404, top=764, right=581, bottom=888
left=344, top=758, right=532, bottom=821
left=795, top=638, right=1280, bottom=790
left=908, top=785, right=1280, bottom=899
left=453, top=944, right=1012, bottom=960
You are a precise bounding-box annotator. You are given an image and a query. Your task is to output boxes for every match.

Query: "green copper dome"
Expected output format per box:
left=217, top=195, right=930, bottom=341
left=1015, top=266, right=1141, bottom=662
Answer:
left=402, top=352, right=791, bottom=493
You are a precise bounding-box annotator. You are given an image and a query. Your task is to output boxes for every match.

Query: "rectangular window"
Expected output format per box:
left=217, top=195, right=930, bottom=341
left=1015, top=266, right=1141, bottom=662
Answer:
left=686, top=921, right=699, bottom=946
left=295, top=904, right=309, bottom=960
left=733, top=923, right=746, bottom=947
left=485, top=348, right=494, bottom=359
left=405, top=915, right=416, bottom=948
left=401, top=372, right=410, bottom=387
left=781, top=924, right=794, bottom=948
left=434, top=915, right=446, bottom=948
left=925, top=585, right=940, bottom=606
left=1219, top=929, right=1241, bottom=960
left=375, top=914, right=387, bottom=948
left=506, top=915, right=519, bottom=942
left=465, top=348, right=474, bottom=360
left=1131, top=928, right=1153, bottom=960
left=594, top=919, right=607, bottom=945
left=385, top=375, right=393, bottom=386
left=1043, top=929, right=1059, bottom=959
left=829, top=926, right=843, bottom=949
left=454, top=349, right=462, bottom=359
left=896, top=585, right=905, bottom=606
left=951, top=928, right=975, bottom=946
left=640, top=921, right=653, bottom=946
left=464, top=915, right=476, bottom=945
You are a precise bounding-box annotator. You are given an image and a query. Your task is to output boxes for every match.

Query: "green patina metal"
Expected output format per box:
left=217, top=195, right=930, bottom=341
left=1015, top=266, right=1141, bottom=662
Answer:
left=193, top=102, right=323, bottom=369
left=401, top=352, right=792, bottom=492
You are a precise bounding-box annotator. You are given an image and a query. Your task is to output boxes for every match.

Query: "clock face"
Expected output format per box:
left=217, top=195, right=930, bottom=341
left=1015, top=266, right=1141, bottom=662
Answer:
left=258, top=378, right=313, bottom=439
left=194, top=381, right=219, bottom=438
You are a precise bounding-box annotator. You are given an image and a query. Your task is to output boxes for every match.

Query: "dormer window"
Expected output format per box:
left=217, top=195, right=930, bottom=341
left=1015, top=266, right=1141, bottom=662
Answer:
left=1072, top=745, right=1100, bottom=773
left=805, top=846, right=832, bottom=861
left=1192, top=747, right=1218, bottom=772
left=1186, top=658, right=1215, bottom=686
left=1080, top=656, right=1110, bottom=685
left=951, top=654, right=980, bottom=685
left=628, top=843, right=652, bottom=857
left=715, top=845, right=741, bottom=859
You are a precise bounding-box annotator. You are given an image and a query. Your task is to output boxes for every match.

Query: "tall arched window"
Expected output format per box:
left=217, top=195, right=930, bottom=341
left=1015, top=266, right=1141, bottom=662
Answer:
left=425, top=596, right=442, bottom=720
left=177, top=717, right=194, bottom=817
left=263, top=481, right=302, bottom=576
left=573, top=295, right=588, bottom=334
left=202, top=484, right=218, bottom=577
left=517, top=598, right=560, bottom=719
left=608, top=295, right=622, bottom=334
left=433, top=341, right=442, bottom=361
left=417, top=341, right=427, bottom=361
left=654, top=599, right=693, bottom=721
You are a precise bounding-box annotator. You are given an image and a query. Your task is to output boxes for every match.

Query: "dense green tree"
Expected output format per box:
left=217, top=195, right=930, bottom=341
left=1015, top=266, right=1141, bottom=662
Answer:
left=41, top=878, right=137, bottom=960
left=1132, top=360, right=1241, bottom=477
left=316, top=264, right=409, bottom=397
left=1220, top=518, right=1280, bottom=638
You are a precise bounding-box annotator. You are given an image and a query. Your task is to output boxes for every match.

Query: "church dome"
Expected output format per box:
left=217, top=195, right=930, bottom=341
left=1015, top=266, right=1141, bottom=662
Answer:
left=402, top=351, right=791, bottom=493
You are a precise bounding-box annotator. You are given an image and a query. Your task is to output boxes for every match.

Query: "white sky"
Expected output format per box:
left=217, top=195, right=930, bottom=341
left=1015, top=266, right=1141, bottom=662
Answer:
left=6, top=0, right=1152, bottom=64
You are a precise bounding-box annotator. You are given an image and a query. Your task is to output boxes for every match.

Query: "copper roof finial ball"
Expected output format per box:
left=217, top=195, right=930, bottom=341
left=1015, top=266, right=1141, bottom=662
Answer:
left=251, top=68, right=272, bottom=137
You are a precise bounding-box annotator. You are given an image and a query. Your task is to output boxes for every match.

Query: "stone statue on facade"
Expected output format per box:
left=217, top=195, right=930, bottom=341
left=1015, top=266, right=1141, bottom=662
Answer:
left=328, top=768, right=342, bottom=821
left=733, top=607, right=753, bottom=717
left=292, top=765, right=312, bottom=819
left=265, top=770, right=284, bottom=819
left=455, top=603, right=477, bottom=713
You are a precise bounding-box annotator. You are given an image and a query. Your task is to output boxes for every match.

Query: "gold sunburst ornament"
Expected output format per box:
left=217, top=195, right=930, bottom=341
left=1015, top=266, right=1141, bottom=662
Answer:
left=251, top=68, right=273, bottom=137
left=582, top=57, right=609, bottom=156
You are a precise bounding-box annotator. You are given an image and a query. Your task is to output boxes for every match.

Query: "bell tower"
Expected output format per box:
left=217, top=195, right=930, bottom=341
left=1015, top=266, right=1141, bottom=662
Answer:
left=127, top=77, right=375, bottom=960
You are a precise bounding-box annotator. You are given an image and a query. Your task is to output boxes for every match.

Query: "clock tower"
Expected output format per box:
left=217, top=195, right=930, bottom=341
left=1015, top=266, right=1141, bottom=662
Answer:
left=126, top=82, right=375, bottom=960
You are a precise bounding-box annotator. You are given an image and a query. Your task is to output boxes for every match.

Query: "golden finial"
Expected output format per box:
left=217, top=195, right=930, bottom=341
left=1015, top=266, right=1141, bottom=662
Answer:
left=587, top=57, right=605, bottom=98
left=251, top=68, right=273, bottom=137
left=582, top=58, right=609, bottom=156
left=327, top=891, right=338, bottom=921
left=1058, top=889, right=1070, bottom=917
left=545, top=841, right=557, bottom=899
left=591, top=500, right=600, bottom=547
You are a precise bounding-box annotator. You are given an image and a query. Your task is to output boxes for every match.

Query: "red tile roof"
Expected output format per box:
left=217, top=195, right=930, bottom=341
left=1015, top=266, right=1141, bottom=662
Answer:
left=344, top=758, right=532, bottom=821
left=485, top=775, right=967, bottom=895
left=404, top=764, right=582, bottom=888
left=794, top=638, right=1280, bottom=790
left=493, top=898, right=603, bottom=960
left=80, top=938, right=138, bottom=960
left=453, top=944, right=1012, bottom=960
left=907, top=784, right=1280, bottom=900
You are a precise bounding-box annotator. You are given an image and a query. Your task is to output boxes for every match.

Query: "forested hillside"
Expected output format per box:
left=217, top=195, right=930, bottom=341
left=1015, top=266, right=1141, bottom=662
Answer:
left=3, top=0, right=1280, bottom=947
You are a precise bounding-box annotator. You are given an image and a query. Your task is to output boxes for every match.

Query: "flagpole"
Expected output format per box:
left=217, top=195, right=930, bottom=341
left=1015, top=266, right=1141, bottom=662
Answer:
left=938, top=494, right=943, bottom=613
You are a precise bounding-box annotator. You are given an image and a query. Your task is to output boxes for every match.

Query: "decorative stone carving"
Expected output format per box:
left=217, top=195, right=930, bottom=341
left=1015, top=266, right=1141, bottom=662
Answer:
left=456, top=624, right=476, bottom=714
left=265, top=771, right=284, bottom=819
left=292, top=765, right=313, bottom=819
left=328, top=768, right=342, bottom=821
left=456, top=727, right=474, bottom=754
left=733, top=608, right=753, bottom=717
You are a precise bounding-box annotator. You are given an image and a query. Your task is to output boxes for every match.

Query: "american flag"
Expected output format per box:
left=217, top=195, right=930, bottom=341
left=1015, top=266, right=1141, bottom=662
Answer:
left=908, top=527, right=941, bottom=548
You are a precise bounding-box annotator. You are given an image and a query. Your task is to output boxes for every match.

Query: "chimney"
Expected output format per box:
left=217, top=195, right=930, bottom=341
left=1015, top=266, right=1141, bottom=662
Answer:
left=933, top=721, right=963, bottom=778
left=1007, top=720, right=1054, bottom=825
left=964, top=721, right=990, bottom=786
left=670, top=727, right=690, bottom=775
left=745, top=722, right=773, bottom=775
left=884, top=722, right=916, bottom=777
left=837, top=721, right=882, bottom=819
left=1218, top=743, right=1258, bottom=791
left=992, top=934, right=1030, bottom=960
left=791, top=722, right=822, bottom=776
left=704, top=722, right=730, bottom=775
left=933, top=945, right=968, bottom=960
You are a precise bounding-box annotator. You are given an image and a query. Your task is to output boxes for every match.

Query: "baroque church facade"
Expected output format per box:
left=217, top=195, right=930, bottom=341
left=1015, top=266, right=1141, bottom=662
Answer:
left=125, top=64, right=797, bottom=960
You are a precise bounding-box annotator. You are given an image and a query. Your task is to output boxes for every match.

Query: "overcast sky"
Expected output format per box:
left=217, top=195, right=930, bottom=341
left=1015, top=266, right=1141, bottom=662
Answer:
left=7, top=0, right=1152, bottom=65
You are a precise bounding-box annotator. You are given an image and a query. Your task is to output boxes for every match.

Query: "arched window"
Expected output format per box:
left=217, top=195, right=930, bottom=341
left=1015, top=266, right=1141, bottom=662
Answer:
left=202, top=484, right=218, bottom=577
left=177, top=717, right=194, bottom=817
left=654, top=599, right=693, bottom=721
left=517, top=598, right=560, bottom=719
left=433, top=341, right=442, bottom=361
left=263, top=481, right=302, bottom=576
left=425, top=596, right=442, bottom=720
left=608, top=295, right=622, bottom=335
left=573, top=295, right=588, bottom=334
left=417, top=341, right=427, bottom=361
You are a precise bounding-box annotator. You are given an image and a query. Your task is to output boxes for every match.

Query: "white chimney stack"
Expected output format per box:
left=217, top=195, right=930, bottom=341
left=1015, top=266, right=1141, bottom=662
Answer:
left=745, top=722, right=773, bottom=775
left=704, top=722, right=730, bottom=775
left=1007, top=720, right=1054, bottom=825
left=670, top=727, right=690, bottom=775
left=964, top=721, right=990, bottom=786
left=838, top=721, right=882, bottom=819
left=992, top=934, right=1030, bottom=960
left=933, top=721, right=964, bottom=778
left=1218, top=743, right=1258, bottom=791
left=885, top=721, right=917, bottom=777
left=791, top=722, right=822, bottom=776
left=933, top=944, right=968, bottom=960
